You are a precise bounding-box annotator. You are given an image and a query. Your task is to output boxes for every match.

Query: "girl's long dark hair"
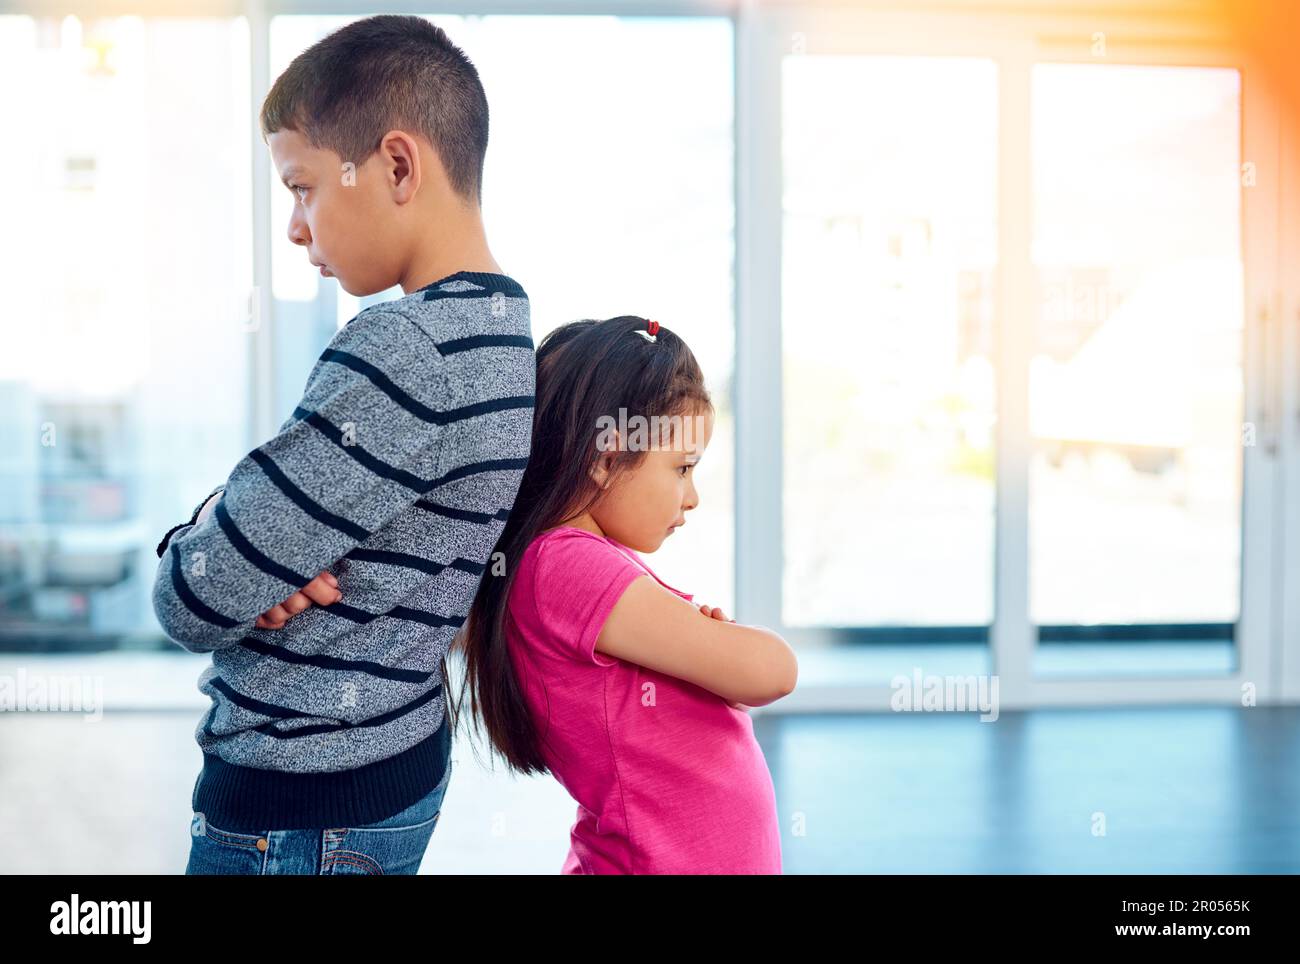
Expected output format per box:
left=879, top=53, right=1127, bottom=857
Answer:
left=452, top=316, right=712, bottom=775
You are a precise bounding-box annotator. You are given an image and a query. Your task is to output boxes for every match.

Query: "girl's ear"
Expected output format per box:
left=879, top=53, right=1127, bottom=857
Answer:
left=589, top=446, right=617, bottom=490
left=589, top=428, right=620, bottom=490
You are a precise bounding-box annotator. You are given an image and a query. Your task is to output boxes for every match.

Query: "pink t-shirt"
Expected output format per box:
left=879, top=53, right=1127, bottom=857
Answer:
left=505, top=526, right=782, bottom=874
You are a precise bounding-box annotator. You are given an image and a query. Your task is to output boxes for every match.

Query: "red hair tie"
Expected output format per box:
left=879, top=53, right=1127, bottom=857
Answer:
left=634, top=319, right=660, bottom=343
left=647, top=320, right=660, bottom=336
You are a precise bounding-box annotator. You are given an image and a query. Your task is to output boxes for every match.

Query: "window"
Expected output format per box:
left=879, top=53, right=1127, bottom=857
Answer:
left=782, top=55, right=999, bottom=629
left=1030, top=64, right=1243, bottom=675
left=0, top=14, right=253, bottom=649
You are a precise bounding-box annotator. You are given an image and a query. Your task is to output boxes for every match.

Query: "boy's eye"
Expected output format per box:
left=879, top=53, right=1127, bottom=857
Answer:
left=678, top=464, right=692, bottom=476
left=290, top=184, right=308, bottom=201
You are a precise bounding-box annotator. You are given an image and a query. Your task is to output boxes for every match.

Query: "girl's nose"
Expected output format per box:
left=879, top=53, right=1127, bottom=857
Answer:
left=684, top=481, right=700, bottom=511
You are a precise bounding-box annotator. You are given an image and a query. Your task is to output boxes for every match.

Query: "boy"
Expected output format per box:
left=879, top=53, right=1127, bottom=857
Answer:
left=152, top=15, right=534, bottom=874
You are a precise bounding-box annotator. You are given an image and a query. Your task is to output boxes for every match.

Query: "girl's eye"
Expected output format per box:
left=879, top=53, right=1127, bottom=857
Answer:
left=679, top=464, right=692, bottom=476
left=291, top=184, right=308, bottom=201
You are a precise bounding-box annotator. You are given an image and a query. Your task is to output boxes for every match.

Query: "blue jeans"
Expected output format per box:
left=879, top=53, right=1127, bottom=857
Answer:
left=184, top=760, right=451, bottom=875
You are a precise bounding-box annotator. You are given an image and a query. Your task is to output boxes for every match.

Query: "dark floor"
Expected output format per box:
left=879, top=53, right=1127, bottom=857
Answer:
left=760, top=705, right=1300, bottom=873
left=2, top=703, right=1296, bottom=873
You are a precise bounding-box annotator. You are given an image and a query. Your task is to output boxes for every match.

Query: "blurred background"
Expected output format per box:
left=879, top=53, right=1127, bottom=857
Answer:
left=1, top=0, right=1298, bottom=873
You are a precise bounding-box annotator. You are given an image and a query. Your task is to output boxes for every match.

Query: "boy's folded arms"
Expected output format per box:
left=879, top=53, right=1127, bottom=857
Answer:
left=151, top=306, right=458, bottom=653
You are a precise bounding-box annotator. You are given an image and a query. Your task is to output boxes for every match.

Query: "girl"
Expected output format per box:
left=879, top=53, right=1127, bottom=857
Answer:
left=458, top=315, right=797, bottom=874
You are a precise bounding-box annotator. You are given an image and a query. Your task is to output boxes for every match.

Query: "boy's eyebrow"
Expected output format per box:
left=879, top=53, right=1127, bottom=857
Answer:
left=278, top=164, right=307, bottom=187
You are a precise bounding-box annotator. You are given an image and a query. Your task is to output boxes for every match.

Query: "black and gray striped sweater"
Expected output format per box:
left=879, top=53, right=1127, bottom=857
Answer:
left=151, top=270, right=533, bottom=831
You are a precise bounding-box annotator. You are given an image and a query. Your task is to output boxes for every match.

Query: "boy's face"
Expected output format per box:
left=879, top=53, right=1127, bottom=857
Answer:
left=268, top=128, right=401, bottom=297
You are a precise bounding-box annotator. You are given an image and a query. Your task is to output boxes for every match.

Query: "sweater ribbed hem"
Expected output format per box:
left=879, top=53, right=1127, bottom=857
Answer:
left=192, top=711, right=451, bottom=832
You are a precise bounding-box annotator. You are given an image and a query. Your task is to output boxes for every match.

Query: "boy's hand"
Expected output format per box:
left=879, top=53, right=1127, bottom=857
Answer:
left=190, top=492, right=343, bottom=630
left=698, top=603, right=736, bottom=623
left=255, top=571, right=341, bottom=629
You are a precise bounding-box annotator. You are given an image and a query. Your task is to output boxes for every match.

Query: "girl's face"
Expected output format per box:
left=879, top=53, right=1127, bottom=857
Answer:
left=587, top=407, right=714, bottom=553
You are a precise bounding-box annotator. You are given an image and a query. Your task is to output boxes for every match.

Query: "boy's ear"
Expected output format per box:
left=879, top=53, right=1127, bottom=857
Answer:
left=378, top=129, right=422, bottom=199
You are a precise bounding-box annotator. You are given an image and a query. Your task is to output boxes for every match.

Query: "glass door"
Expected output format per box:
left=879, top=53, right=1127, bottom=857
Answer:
left=741, top=7, right=1277, bottom=702
left=781, top=52, right=999, bottom=682
left=1028, top=62, right=1245, bottom=678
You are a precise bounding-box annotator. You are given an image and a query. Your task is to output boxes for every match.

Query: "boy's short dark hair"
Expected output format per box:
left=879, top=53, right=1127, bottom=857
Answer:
left=260, top=14, right=489, bottom=203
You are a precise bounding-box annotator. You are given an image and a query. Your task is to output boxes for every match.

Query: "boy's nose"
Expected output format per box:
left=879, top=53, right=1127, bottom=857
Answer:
left=287, top=212, right=310, bottom=247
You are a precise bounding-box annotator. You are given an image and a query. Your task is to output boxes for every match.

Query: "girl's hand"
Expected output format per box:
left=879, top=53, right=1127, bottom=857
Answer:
left=698, top=604, right=736, bottom=623
left=698, top=605, right=743, bottom=705
left=696, top=608, right=738, bottom=706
